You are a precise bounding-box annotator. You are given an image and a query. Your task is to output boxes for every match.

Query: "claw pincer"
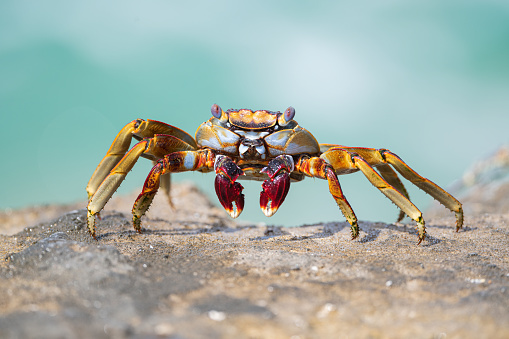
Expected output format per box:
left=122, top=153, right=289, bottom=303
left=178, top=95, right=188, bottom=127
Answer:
left=260, top=155, right=294, bottom=217
left=214, top=155, right=245, bottom=218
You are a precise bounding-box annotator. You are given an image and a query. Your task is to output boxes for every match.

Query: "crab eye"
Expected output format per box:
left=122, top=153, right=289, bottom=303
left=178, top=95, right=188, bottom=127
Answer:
left=211, top=104, right=222, bottom=119
left=284, top=107, right=295, bottom=121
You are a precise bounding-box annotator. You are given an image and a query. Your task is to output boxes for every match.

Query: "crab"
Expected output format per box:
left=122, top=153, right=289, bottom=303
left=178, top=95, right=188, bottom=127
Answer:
left=86, top=104, right=463, bottom=244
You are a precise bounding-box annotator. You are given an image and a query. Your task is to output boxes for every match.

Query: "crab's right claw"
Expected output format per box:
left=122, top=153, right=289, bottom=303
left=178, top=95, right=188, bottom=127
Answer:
left=215, top=174, right=245, bottom=218
left=214, top=155, right=245, bottom=218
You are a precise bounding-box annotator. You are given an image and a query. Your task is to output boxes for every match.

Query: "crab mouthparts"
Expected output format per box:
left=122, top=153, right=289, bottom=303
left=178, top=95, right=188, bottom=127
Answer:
left=215, top=174, right=245, bottom=218
left=260, top=171, right=291, bottom=217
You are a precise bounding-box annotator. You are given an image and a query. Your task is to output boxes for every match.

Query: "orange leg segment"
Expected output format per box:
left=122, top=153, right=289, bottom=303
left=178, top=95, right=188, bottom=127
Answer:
left=132, top=150, right=215, bottom=232
left=295, top=156, right=359, bottom=239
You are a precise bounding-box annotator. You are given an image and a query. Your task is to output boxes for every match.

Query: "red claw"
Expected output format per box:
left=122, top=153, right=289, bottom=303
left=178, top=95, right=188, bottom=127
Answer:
left=215, top=174, right=245, bottom=218
left=214, top=156, right=245, bottom=218
left=260, top=171, right=291, bottom=217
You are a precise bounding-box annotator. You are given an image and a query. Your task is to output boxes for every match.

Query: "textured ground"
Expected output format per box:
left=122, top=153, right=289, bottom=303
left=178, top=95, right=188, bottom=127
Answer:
left=1, top=176, right=509, bottom=338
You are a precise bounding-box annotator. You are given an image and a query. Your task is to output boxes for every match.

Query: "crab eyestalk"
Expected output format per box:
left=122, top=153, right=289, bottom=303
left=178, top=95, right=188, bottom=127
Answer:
left=210, top=104, right=228, bottom=123
left=260, top=155, right=294, bottom=217
left=277, top=106, right=295, bottom=126
left=214, top=155, right=245, bottom=218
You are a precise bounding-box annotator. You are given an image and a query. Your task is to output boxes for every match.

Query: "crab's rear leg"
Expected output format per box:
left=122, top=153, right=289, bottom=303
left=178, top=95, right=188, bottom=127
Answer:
left=336, top=147, right=463, bottom=232
left=382, top=150, right=463, bottom=229
left=132, top=150, right=215, bottom=232
left=376, top=164, right=410, bottom=222
left=87, top=135, right=195, bottom=238
left=321, top=148, right=463, bottom=244
left=294, top=156, right=360, bottom=239
left=86, top=119, right=197, bottom=199
left=320, top=144, right=410, bottom=223
left=320, top=148, right=426, bottom=243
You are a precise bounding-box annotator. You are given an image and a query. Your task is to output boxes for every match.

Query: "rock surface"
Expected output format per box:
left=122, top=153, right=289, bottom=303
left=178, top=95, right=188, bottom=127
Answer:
left=429, top=144, right=509, bottom=217
left=1, top=182, right=509, bottom=338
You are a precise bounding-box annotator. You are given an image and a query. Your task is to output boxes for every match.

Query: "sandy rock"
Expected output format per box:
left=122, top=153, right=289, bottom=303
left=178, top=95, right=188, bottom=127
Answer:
left=1, top=181, right=509, bottom=338
left=429, top=144, right=509, bottom=216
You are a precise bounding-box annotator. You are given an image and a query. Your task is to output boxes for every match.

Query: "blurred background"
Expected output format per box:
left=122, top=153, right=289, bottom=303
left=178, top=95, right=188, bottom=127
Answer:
left=1, top=0, right=508, bottom=226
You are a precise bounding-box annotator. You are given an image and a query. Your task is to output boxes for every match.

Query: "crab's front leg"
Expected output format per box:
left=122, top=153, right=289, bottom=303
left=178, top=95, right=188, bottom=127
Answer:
left=86, top=134, right=195, bottom=239
left=294, top=156, right=360, bottom=239
left=132, top=150, right=215, bottom=232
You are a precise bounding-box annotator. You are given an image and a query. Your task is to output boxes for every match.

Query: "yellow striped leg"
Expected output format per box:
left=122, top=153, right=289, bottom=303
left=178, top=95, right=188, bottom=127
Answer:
left=321, top=147, right=463, bottom=243
left=295, top=156, right=359, bottom=239
left=86, top=134, right=195, bottom=239
left=334, top=147, right=463, bottom=230
left=326, top=144, right=412, bottom=222
left=86, top=119, right=196, bottom=199
left=320, top=148, right=426, bottom=243
left=376, top=164, right=410, bottom=222
left=381, top=150, right=463, bottom=231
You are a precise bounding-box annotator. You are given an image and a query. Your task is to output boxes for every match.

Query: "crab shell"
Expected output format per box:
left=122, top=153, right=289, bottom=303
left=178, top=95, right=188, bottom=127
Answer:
left=195, top=107, right=320, bottom=180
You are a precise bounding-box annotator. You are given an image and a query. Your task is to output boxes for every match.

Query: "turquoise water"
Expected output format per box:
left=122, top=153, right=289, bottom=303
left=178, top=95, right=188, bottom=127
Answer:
left=1, top=1, right=508, bottom=226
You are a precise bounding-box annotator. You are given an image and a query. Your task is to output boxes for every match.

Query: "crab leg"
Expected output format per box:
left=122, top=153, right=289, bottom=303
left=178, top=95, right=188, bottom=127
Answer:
left=321, top=147, right=463, bottom=243
left=295, top=156, right=360, bottom=239
left=132, top=150, right=215, bottom=232
left=376, top=164, right=410, bottom=222
left=86, top=119, right=197, bottom=199
left=335, top=147, right=463, bottom=230
left=321, top=144, right=411, bottom=221
left=381, top=149, right=463, bottom=229
left=87, top=134, right=196, bottom=238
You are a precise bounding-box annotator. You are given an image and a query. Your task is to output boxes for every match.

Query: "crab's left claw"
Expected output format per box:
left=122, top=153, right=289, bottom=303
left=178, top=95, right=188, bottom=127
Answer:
left=260, top=155, right=294, bottom=217
left=214, top=155, right=245, bottom=218
left=260, top=171, right=291, bottom=217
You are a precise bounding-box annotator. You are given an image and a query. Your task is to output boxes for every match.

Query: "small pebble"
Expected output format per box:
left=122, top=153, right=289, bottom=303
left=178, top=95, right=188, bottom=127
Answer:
left=208, top=310, right=226, bottom=321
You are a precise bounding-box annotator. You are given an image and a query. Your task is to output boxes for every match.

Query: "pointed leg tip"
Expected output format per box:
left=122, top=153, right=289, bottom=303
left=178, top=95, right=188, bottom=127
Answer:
left=396, top=211, right=405, bottom=223
left=133, top=215, right=142, bottom=233
left=417, top=232, right=426, bottom=245
left=349, top=221, right=359, bottom=240
left=87, top=209, right=98, bottom=240
left=455, top=210, right=464, bottom=232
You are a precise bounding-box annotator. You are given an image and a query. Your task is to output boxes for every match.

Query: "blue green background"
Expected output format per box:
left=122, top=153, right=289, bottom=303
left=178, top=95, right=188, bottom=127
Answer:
left=1, top=1, right=508, bottom=226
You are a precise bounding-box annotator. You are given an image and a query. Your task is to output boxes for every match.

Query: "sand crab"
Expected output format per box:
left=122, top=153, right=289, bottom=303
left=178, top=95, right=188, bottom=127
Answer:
left=86, top=105, right=463, bottom=243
